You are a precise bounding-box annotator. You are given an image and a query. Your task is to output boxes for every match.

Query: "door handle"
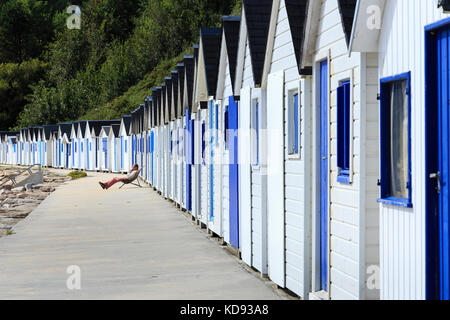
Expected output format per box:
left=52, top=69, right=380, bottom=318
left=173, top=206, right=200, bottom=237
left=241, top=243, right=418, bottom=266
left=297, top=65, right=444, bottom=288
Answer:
left=430, top=172, right=441, bottom=194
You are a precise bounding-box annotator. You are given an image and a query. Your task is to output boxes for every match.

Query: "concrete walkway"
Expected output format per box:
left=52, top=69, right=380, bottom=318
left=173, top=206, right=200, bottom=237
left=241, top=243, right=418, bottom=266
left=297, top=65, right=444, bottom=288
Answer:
left=0, top=172, right=281, bottom=300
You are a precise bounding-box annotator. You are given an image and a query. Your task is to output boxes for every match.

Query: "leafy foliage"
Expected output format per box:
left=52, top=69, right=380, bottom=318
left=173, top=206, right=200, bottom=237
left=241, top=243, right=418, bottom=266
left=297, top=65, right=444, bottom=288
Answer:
left=0, top=0, right=239, bottom=131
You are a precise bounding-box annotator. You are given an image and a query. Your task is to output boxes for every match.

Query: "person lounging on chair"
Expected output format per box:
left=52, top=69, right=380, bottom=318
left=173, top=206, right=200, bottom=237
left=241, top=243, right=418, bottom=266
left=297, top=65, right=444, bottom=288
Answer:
left=99, top=164, right=141, bottom=190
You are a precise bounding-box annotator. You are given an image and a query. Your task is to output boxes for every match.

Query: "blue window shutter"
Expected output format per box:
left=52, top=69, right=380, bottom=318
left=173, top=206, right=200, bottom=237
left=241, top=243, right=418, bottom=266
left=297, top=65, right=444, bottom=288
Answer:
left=337, top=81, right=351, bottom=174
left=125, top=140, right=127, bottom=153
left=202, top=122, right=206, bottom=161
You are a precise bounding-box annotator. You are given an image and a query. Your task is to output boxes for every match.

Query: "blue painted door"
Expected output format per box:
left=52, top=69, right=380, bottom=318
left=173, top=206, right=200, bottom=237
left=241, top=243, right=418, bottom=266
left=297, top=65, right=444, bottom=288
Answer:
left=151, top=131, right=155, bottom=185
left=209, top=100, right=214, bottom=222
left=437, top=26, right=450, bottom=300
left=66, top=144, right=69, bottom=168
left=320, top=60, right=329, bottom=291
left=229, top=96, right=239, bottom=249
left=120, top=136, right=124, bottom=170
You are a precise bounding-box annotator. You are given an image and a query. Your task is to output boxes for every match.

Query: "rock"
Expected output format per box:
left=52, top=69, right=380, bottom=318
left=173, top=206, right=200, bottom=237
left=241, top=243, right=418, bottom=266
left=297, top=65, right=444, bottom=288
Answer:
left=1, top=185, right=12, bottom=191
left=17, top=193, right=27, bottom=199
left=40, top=186, right=55, bottom=193
left=11, top=186, right=25, bottom=192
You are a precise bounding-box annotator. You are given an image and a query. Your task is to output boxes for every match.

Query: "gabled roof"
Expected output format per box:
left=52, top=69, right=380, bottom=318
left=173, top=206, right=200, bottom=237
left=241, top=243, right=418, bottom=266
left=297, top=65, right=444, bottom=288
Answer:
left=131, top=105, right=145, bottom=134
left=183, top=55, right=195, bottom=115
left=59, top=123, right=72, bottom=138
left=101, top=126, right=110, bottom=136
left=243, top=0, right=273, bottom=86
left=78, top=120, right=88, bottom=138
left=349, top=0, right=385, bottom=53
left=90, top=120, right=121, bottom=136
left=121, top=115, right=132, bottom=135
left=285, top=0, right=310, bottom=74
left=165, top=76, right=172, bottom=123
left=110, top=124, right=121, bottom=138
left=153, top=87, right=162, bottom=126
left=170, top=70, right=179, bottom=120
left=177, top=63, right=185, bottom=117
left=161, top=83, right=167, bottom=125
left=337, top=0, right=357, bottom=46
left=222, top=16, right=241, bottom=93
left=151, top=88, right=159, bottom=127
left=200, top=27, right=222, bottom=98
left=43, top=125, right=59, bottom=140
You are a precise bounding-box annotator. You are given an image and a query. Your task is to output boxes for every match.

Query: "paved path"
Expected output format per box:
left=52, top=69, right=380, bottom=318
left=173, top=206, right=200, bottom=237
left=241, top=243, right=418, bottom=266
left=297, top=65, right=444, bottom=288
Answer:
left=0, top=172, right=281, bottom=300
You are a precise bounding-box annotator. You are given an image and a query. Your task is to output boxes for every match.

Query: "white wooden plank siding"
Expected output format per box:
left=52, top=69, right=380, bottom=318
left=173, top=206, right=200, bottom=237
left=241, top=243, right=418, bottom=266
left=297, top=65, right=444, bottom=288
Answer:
left=268, top=0, right=309, bottom=298
left=313, top=0, right=368, bottom=300
left=221, top=62, right=233, bottom=243
left=377, top=0, right=450, bottom=300
left=200, top=109, right=209, bottom=224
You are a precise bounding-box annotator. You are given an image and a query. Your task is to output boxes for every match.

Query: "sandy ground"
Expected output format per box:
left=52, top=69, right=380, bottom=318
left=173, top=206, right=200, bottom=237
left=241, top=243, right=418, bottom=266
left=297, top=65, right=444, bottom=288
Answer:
left=0, top=166, right=72, bottom=237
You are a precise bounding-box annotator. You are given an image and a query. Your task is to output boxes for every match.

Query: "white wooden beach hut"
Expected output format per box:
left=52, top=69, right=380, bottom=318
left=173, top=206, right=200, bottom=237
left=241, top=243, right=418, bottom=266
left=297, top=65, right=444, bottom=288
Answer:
left=108, top=124, right=121, bottom=173
left=182, top=54, right=196, bottom=214
left=163, top=78, right=175, bottom=200
left=99, top=126, right=110, bottom=172
left=84, top=121, right=95, bottom=171
left=214, top=16, right=241, bottom=247
left=119, top=115, right=132, bottom=174
left=148, top=99, right=154, bottom=184
left=42, top=125, right=58, bottom=167
left=0, top=132, right=7, bottom=164
left=144, top=100, right=151, bottom=183
left=6, top=134, right=18, bottom=165
left=153, top=87, right=163, bottom=193
left=76, top=121, right=88, bottom=171
left=70, top=122, right=79, bottom=170
left=258, top=0, right=312, bottom=297
left=176, top=61, right=187, bottom=209
left=193, top=27, right=222, bottom=229
left=170, top=70, right=182, bottom=204
left=50, top=130, right=58, bottom=168
left=232, top=0, right=274, bottom=271
left=350, top=0, right=450, bottom=300
left=58, top=123, right=72, bottom=169
left=297, top=0, right=381, bottom=299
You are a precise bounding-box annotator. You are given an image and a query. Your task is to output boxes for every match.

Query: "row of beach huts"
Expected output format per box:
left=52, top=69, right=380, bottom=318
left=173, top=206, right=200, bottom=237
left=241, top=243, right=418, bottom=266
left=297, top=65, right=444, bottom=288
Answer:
left=1, top=0, right=450, bottom=300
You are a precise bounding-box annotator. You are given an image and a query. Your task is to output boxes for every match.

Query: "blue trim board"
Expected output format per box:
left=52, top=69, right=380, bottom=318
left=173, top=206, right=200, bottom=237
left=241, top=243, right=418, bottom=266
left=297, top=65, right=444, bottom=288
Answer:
left=228, top=96, right=239, bottom=249
left=425, top=18, right=450, bottom=300
left=320, top=60, right=329, bottom=291
left=209, top=100, right=214, bottom=223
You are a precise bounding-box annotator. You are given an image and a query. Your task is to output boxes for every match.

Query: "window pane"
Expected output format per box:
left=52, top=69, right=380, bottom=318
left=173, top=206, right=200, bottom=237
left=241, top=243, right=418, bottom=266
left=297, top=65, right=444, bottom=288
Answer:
left=390, top=80, right=409, bottom=199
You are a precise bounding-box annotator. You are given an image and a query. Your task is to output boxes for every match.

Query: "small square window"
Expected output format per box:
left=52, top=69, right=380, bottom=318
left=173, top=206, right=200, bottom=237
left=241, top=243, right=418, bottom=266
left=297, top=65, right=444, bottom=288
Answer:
left=337, top=80, right=351, bottom=184
left=378, top=72, right=412, bottom=208
left=288, top=91, right=300, bottom=156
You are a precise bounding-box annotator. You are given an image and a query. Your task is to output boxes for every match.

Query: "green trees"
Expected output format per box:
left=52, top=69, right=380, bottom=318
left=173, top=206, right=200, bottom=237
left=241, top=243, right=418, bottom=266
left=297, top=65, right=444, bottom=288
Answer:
left=0, top=0, right=238, bottom=130
left=0, top=59, right=47, bottom=130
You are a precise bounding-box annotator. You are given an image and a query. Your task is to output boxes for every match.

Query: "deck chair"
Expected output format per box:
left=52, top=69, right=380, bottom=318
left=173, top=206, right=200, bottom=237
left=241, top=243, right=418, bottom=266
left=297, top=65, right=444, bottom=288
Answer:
left=119, top=170, right=143, bottom=189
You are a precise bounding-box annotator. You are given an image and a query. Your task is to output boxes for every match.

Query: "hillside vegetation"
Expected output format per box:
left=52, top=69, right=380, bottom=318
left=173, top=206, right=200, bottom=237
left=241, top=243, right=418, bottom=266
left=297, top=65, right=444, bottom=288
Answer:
left=0, top=0, right=239, bottom=131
